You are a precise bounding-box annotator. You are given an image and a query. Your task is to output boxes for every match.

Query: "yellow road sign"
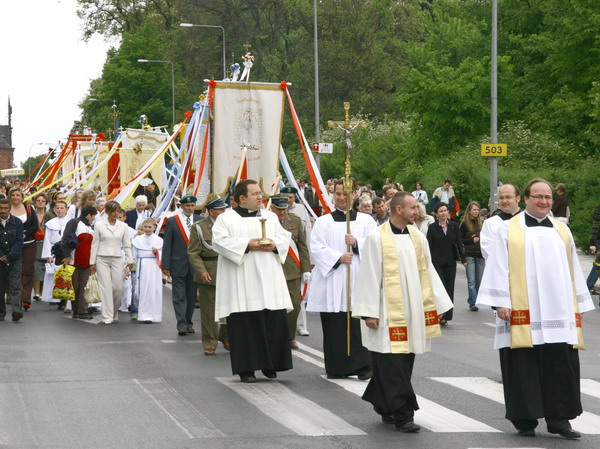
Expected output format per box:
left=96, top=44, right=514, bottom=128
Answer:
left=480, top=143, right=507, bottom=157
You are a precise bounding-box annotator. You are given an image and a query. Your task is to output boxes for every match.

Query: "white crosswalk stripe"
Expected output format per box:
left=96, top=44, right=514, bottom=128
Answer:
left=431, top=376, right=600, bottom=434
left=217, top=377, right=366, bottom=436
left=324, top=376, right=500, bottom=432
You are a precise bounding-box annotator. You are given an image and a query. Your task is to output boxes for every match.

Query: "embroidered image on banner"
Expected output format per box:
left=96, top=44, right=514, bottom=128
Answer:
left=510, top=310, right=530, bottom=326
left=389, top=326, right=408, bottom=342
left=212, top=83, right=285, bottom=195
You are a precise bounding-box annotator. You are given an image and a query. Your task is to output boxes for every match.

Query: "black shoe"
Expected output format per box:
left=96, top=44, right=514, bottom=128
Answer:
left=56, top=304, right=64, bottom=311
left=12, top=312, right=23, bottom=322
left=440, top=316, right=448, bottom=327
left=517, top=428, right=536, bottom=437
left=186, top=328, right=195, bottom=334
left=326, top=374, right=348, bottom=379
left=261, top=369, right=277, bottom=379
left=395, top=421, right=421, bottom=433
left=374, top=407, right=395, bottom=424
left=33, top=295, right=42, bottom=302
left=240, top=372, right=256, bottom=383
left=356, top=367, right=373, bottom=381
left=23, top=303, right=30, bottom=311
left=549, top=428, right=580, bottom=439
left=470, top=306, right=479, bottom=312
left=88, top=306, right=98, bottom=314
left=77, top=314, right=93, bottom=320
left=178, top=330, right=187, bottom=336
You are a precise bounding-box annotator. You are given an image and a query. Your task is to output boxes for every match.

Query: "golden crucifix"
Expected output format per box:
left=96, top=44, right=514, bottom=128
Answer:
left=327, top=102, right=366, bottom=356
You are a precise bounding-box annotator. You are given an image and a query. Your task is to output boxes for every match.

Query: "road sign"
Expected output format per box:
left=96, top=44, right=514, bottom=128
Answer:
left=480, top=143, right=507, bottom=157
left=318, top=143, right=333, bottom=154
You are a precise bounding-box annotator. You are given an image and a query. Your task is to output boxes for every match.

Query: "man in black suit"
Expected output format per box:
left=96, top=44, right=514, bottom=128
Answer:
left=125, top=195, right=148, bottom=230
left=162, top=195, right=201, bottom=335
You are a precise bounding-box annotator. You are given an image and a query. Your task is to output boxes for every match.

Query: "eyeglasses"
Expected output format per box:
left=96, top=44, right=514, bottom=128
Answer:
left=528, top=195, right=552, bottom=201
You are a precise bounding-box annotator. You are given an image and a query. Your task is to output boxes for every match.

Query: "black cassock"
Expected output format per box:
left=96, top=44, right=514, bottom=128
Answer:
left=500, top=343, right=582, bottom=430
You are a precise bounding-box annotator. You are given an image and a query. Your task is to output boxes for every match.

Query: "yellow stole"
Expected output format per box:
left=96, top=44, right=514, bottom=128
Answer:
left=379, top=222, right=441, bottom=354
left=507, top=215, right=584, bottom=349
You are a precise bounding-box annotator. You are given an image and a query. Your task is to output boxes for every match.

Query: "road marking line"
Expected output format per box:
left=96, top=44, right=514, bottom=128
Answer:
left=296, top=341, right=325, bottom=358
left=484, top=322, right=496, bottom=327
left=161, top=340, right=203, bottom=344
left=133, top=378, right=225, bottom=439
left=581, top=379, right=600, bottom=399
left=217, top=377, right=365, bottom=436
left=292, top=350, right=325, bottom=368
left=324, top=376, right=500, bottom=433
left=431, top=376, right=600, bottom=434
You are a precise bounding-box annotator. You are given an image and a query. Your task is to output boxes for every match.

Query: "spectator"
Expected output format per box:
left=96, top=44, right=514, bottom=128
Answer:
left=0, top=198, right=24, bottom=322
left=552, top=183, right=569, bottom=224
left=411, top=181, right=429, bottom=206
left=459, top=201, right=485, bottom=312
left=413, top=203, right=434, bottom=235
left=430, top=180, right=456, bottom=215
left=372, top=197, right=389, bottom=225
left=32, top=193, right=48, bottom=302
left=586, top=203, right=600, bottom=294
left=382, top=184, right=398, bottom=203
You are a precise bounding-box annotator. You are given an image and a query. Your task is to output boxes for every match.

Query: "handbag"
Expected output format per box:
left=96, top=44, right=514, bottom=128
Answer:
left=52, top=264, right=76, bottom=301
left=84, top=273, right=102, bottom=304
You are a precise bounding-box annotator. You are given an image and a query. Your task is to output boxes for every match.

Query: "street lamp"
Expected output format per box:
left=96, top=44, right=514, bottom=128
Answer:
left=313, top=0, right=321, bottom=169
left=28, top=142, right=52, bottom=176
left=137, top=59, right=176, bottom=126
left=180, top=23, right=226, bottom=80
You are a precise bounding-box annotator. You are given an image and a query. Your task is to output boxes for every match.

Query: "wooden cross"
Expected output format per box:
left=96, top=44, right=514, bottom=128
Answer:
left=327, top=102, right=366, bottom=356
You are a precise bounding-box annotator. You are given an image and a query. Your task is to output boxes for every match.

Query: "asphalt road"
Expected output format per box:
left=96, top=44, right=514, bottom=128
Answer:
left=1, top=255, right=600, bottom=449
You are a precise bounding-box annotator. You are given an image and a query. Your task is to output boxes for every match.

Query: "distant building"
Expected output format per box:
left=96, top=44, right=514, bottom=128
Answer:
left=0, top=99, right=14, bottom=170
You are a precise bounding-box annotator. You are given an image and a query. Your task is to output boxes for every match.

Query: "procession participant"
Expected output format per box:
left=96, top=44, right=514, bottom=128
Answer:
left=132, top=218, right=163, bottom=323
left=282, top=185, right=313, bottom=337
left=90, top=200, right=133, bottom=325
left=0, top=198, right=24, bottom=322
left=161, top=195, right=200, bottom=335
left=61, top=205, right=97, bottom=319
left=306, top=179, right=376, bottom=379
left=476, top=179, right=594, bottom=440
left=32, top=193, right=48, bottom=302
left=125, top=195, right=149, bottom=230
left=9, top=187, right=39, bottom=311
left=354, top=191, right=452, bottom=432
left=212, top=180, right=293, bottom=383
left=66, top=189, right=96, bottom=220
left=480, top=184, right=521, bottom=259
left=118, top=210, right=138, bottom=316
left=187, top=196, right=229, bottom=355
left=41, top=200, right=70, bottom=307
left=270, top=195, right=311, bottom=350
left=372, top=198, right=389, bottom=225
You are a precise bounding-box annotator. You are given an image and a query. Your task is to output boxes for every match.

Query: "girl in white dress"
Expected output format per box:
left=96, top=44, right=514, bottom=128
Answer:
left=132, top=218, right=163, bottom=323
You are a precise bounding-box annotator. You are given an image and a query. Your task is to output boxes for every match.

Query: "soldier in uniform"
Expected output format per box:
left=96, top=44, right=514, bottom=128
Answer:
left=188, top=197, right=229, bottom=355
left=270, top=196, right=312, bottom=349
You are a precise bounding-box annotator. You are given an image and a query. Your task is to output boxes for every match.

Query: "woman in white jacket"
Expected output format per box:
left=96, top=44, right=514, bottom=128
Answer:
left=90, top=200, right=133, bottom=324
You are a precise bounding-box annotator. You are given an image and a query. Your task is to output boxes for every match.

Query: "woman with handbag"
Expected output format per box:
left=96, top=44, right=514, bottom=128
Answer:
left=9, top=187, right=40, bottom=310
left=90, top=201, right=133, bottom=325
left=427, top=202, right=467, bottom=326
left=61, top=205, right=98, bottom=319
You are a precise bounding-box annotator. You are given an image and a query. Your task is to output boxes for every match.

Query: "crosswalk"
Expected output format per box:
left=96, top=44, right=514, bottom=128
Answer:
left=147, top=338, right=600, bottom=440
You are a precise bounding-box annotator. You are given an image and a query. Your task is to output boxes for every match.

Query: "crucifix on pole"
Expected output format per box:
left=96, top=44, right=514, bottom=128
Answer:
left=327, top=102, right=366, bottom=356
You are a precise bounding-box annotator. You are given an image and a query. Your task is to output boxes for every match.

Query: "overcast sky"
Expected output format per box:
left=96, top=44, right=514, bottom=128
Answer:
left=0, top=0, right=114, bottom=165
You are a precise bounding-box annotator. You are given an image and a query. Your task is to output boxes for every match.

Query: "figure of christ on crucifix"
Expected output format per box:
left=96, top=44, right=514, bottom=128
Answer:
left=306, top=103, right=375, bottom=381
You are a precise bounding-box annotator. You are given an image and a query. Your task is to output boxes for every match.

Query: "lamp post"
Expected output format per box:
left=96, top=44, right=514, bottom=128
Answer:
left=180, top=23, right=226, bottom=80
left=28, top=142, right=52, bottom=176
left=313, top=0, right=321, bottom=170
left=137, top=59, right=176, bottom=126
left=489, top=0, right=498, bottom=212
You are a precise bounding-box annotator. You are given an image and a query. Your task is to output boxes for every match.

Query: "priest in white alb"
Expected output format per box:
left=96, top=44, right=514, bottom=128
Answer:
left=476, top=178, right=594, bottom=440
left=353, top=191, right=452, bottom=433
left=212, top=180, right=293, bottom=383
left=306, top=180, right=376, bottom=379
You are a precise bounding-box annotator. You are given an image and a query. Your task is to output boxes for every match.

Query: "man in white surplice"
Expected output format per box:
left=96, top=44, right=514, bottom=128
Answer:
left=306, top=180, right=376, bottom=379
left=212, top=180, right=293, bottom=383
left=353, top=192, right=452, bottom=433
left=479, top=183, right=521, bottom=259
left=476, top=179, right=594, bottom=440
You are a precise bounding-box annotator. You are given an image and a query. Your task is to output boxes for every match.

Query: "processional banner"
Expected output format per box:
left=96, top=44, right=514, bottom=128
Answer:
left=212, top=82, right=285, bottom=195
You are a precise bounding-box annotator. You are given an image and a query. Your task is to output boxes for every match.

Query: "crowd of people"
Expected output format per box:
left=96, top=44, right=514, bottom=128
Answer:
left=0, top=174, right=593, bottom=440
